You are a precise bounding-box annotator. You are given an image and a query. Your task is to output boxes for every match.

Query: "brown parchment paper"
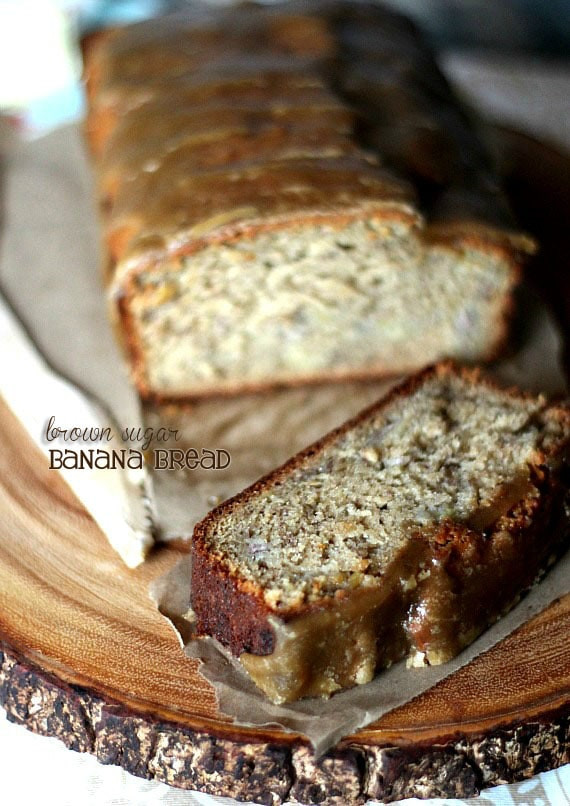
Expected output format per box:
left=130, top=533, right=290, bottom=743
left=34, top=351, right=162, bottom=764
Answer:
left=151, top=545, right=570, bottom=755
left=0, top=123, right=569, bottom=755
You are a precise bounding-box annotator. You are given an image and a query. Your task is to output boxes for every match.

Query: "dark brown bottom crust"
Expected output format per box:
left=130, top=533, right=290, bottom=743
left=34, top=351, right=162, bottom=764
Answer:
left=1, top=641, right=569, bottom=805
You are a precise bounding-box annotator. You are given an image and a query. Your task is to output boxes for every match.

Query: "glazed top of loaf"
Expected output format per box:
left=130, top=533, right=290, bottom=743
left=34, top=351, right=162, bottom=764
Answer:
left=84, top=0, right=534, bottom=284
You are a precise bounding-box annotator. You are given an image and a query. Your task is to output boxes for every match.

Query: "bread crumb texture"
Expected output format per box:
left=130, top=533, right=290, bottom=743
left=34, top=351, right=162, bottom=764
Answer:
left=132, top=218, right=512, bottom=393
left=202, top=370, right=568, bottom=610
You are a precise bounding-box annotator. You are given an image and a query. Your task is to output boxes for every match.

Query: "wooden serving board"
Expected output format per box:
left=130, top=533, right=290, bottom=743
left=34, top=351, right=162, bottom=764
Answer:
left=0, top=130, right=569, bottom=806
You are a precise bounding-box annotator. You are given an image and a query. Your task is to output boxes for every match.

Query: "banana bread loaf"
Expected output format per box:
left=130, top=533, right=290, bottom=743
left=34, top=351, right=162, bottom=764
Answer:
left=191, top=363, right=570, bottom=702
left=84, top=2, right=535, bottom=400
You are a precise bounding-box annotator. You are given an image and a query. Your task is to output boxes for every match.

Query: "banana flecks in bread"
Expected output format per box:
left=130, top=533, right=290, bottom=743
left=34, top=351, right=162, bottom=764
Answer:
left=191, top=364, right=570, bottom=702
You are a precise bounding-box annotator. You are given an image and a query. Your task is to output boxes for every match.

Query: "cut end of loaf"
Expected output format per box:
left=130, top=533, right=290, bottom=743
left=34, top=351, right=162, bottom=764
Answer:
left=124, top=215, right=518, bottom=399
left=87, top=2, right=536, bottom=400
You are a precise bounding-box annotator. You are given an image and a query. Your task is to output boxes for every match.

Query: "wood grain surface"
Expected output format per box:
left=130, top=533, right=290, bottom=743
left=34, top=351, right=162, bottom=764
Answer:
left=0, top=130, right=569, bottom=805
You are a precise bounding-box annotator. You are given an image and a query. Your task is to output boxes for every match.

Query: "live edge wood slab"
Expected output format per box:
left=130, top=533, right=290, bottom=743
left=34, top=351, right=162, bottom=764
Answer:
left=0, top=130, right=570, bottom=805
left=0, top=394, right=569, bottom=806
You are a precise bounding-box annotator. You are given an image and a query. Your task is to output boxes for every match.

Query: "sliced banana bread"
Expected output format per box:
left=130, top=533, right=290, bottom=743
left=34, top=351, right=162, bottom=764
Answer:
left=191, top=363, right=570, bottom=703
left=84, top=2, right=534, bottom=400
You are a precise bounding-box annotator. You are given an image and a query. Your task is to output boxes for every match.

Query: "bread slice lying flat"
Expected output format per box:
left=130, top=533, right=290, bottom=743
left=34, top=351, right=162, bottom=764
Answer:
left=191, top=363, right=570, bottom=703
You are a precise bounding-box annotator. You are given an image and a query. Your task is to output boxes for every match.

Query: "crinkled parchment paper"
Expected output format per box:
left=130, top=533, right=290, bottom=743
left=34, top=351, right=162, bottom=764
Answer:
left=1, top=124, right=569, bottom=753
left=151, top=547, right=570, bottom=755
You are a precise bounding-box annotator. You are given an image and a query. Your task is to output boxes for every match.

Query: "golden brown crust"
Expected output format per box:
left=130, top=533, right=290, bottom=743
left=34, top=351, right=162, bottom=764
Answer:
left=191, top=363, right=570, bottom=659
left=105, top=166, right=417, bottom=280
left=85, top=2, right=529, bottom=260
left=85, top=1, right=536, bottom=399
